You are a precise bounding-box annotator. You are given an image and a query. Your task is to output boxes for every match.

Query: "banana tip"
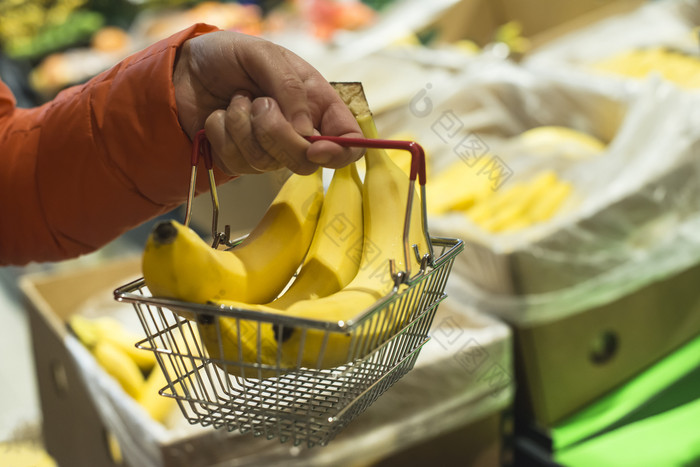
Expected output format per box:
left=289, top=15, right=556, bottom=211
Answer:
left=152, top=221, right=178, bottom=245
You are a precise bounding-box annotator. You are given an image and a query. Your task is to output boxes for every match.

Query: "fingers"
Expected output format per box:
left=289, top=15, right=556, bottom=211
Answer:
left=249, top=97, right=319, bottom=175
left=233, top=40, right=364, bottom=163
left=182, top=31, right=366, bottom=173
left=308, top=99, right=366, bottom=167
left=205, top=94, right=320, bottom=176
left=205, top=96, right=267, bottom=176
left=247, top=63, right=365, bottom=168
left=307, top=139, right=364, bottom=168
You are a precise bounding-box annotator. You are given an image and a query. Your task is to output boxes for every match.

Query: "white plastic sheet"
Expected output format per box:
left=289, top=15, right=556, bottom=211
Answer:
left=384, top=2, right=700, bottom=326
left=417, top=64, right=700, bottom=325
left=525, top=0, right=700, bottom=69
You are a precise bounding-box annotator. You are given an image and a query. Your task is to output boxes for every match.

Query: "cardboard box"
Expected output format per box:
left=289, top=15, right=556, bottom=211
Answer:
left=444, top=94, right=700, bottom=427
left=448, top=251, right=700, bottom=429
left=513, top=336, right=700, bottom=465
left=21, top=258, right=144, bottom=467
left=21, top=258, right=256, bottom=467
left=512, top=259, right=700, bottom=427
left=21, top=257, right=512, bottom=466
left=450, top=155, right=700, bottom=427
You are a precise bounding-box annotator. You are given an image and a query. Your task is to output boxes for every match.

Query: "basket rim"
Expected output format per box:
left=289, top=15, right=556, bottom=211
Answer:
left=114, top=237, right=463, bottom=332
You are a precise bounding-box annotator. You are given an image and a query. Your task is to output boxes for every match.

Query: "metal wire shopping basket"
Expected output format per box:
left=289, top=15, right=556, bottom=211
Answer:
left=114, top=131, right=464, bottom=447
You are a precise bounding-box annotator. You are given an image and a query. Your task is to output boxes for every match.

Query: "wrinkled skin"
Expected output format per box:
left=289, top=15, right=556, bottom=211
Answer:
left=173, top=30, right=364, bottom=176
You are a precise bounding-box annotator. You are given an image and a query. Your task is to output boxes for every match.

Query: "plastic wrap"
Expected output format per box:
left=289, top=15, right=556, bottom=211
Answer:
left=65, top=293, right=512, bottom=467
left=525, top=0, right=700, bottom=89
left=362, top=54, right=700, bottom=326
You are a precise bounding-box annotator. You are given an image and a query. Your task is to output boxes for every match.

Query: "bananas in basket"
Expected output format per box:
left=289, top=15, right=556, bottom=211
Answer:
left=142, top=86, right=428, bottom=378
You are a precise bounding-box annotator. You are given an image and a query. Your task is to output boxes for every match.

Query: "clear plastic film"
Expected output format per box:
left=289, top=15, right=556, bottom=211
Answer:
left=524, top=0, right=700, bottom=91
left=369, top=55, right=700, bottom=326
left=525, top=0, right=700, bottom=68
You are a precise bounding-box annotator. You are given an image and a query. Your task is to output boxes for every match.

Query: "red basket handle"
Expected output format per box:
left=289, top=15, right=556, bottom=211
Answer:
left=306, top=135, right=427, bottom=186
left=185, top=130, right=226, bottom=247
left=186, top=132, right=434, bottom=280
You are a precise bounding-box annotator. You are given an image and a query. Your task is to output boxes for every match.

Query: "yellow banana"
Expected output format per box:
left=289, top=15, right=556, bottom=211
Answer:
left=201, top=89, right=430, bottom=377
left=517, top=126, right=606, bottom=160
left=137, top=366, right=177, bottom=424
left=68, top=314, right=100, bottom=348
left=0, top=442, right=56, bottom=467
left=269, top=162, right=364, bottom=308
left=137, top=327, right=202, bottom=423
left=593, top=47, right=700, bottom=88
left=466, top=182, right=529, bottom=225
left=477, top=171, right=557, bottom=232
left=70, top=315, right=156, bottom=372
left=142, top=169, right=324, bottom=305
left=526, top=179, right=573, bottom=224
left=95, top=318, right=156, bottom=372
left=92, top=340, right=145, bottom=399
left=427, top=159, right=493, bottom=215
left=465, top=171, right=573, bottom=233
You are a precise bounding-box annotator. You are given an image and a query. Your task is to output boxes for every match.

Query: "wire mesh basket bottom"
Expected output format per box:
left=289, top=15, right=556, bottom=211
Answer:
left=121, top=238, right=462, bottom=447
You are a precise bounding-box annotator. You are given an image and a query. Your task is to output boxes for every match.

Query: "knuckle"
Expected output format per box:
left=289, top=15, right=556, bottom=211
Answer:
left=279, top=72, right=307, bottom=96
left=225, top=106, right=250, bottom=133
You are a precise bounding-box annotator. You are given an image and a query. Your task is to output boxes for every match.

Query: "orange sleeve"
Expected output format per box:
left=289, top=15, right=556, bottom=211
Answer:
left=0, top=23, right=231, bottom=266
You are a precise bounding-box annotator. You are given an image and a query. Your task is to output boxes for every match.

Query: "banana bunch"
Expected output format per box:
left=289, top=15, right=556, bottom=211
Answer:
left=427, top=125, right=601, bottom=233
left=199, top=161, right=365, bottom=378
left=204, top=114, right=428, bottom=377
left=517, top=126, right=606, bottom=160
left=427, top=159, right=493, bottom=216
left=592, top=47, right=700, bottom=89
left=143, top=169, right=324, bottom=308
left=430, top=165, right=573, bottom=233
left=68, top=315, right=177, bottom=424
left=142, top=84, right=429, bottom=379
left=465, top=170, right=573, bottom=233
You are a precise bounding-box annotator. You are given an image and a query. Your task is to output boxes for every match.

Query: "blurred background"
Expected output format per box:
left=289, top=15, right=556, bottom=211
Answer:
left=2, top=1, right=700, bottom=466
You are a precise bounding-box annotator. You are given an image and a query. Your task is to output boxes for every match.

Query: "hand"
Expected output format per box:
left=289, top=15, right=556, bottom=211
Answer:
left=173, top=30, right=364, bottom=175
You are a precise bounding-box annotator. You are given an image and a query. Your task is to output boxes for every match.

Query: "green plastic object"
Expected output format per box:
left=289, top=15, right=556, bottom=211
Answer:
left=552, top=334, right=700, bottom=466
left=555, top=396, right=700, bottom=466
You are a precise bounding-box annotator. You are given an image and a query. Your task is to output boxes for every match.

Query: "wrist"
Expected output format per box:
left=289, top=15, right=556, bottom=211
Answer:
left=173, top=39, right=199, bottom=141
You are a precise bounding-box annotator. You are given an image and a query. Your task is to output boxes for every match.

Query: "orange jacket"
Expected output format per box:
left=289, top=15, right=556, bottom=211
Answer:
left=0, top=23, right=229, bottom=266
